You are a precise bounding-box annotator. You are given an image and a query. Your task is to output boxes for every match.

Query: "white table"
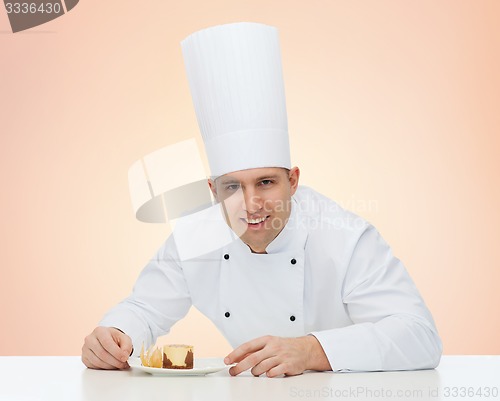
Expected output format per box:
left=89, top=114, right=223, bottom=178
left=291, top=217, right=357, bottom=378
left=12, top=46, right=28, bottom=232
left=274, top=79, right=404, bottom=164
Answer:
left=0, top=356, right=498, bottom=401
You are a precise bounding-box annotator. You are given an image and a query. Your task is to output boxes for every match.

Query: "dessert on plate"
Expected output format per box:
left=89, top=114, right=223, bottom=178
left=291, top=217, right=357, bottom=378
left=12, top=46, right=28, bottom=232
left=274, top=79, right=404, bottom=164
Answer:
left=140, top=343, right=194, bottom=369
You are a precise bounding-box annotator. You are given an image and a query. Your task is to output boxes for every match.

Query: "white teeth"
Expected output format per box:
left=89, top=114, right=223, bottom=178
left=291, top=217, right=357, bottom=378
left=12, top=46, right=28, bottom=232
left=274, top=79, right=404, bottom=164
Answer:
left=245, top=216, right=267, bottom=224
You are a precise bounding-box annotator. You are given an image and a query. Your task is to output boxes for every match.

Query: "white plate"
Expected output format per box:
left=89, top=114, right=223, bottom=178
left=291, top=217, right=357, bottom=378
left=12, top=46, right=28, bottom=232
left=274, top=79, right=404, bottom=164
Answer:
left=128, top=357, right=229, bottom=376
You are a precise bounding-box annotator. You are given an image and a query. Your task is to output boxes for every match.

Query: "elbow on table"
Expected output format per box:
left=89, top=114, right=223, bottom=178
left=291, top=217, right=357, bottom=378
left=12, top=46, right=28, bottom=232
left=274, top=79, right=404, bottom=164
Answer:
left=426, top=333, right=443, bottom=369
left=390, top=317, right=443, bottom=371
left=411, top=324, right=443, bottom=370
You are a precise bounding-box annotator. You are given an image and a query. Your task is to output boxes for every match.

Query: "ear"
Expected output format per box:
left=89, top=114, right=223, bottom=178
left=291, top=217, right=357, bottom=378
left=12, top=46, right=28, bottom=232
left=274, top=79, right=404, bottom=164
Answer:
left=288, top=166, right=300, bottom=196
left=208, top=178, right=219, bottom=202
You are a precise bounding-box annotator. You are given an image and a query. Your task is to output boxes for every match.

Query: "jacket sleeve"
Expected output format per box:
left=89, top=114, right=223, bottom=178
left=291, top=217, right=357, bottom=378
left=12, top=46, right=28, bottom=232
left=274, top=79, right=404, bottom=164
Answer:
left=310, top=224, right=442, bottom=372
left=99, top=236, right=192, bottom=355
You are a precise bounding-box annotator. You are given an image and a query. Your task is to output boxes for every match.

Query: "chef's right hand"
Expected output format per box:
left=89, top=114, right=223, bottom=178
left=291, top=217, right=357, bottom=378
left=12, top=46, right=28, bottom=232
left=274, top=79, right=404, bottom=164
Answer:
left=81, top=326, right=133, bottom=370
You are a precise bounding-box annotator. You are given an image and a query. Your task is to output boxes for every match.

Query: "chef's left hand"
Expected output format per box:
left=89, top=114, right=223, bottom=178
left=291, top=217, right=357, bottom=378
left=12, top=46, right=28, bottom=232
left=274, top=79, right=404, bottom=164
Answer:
left=224, top=335, right=331, bottom=377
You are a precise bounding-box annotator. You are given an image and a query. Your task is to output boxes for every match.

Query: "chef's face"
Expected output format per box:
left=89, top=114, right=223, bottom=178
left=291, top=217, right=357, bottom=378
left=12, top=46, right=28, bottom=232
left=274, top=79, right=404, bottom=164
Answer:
left=208, top=167, right=300, bottom=254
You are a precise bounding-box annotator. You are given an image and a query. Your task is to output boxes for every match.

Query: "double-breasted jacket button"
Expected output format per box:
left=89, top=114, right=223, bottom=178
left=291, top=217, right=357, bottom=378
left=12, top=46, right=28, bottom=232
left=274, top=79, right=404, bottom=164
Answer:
left=290, top=258, right=297, bottom=265
left=290, top=315, right=296, bottom=322
left=225, top=312, right=231, bottom=318
left=224, top=254, right=230, bottom=260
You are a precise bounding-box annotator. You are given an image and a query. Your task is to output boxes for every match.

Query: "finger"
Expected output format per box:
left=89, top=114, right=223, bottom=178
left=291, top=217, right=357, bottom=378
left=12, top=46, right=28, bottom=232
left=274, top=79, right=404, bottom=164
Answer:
left=96, top=336, right=130, bottom=369
left=228, top=348, right=271, bottom=376
left=83, top=348, right=117, bottom=370
left=98, top=329, right=132, bottom=363
left=88, top=334, right=128, bottom=369
left=82, top=354, right=96, bottom=369
left=99, top=330, right=126, bottom=361
left=89, top=351, right=118, bottom=370
left=225, top=336, right=268, bottom=364
left=111, top=330, right=133, bottom=362
left=250, top=355, right=281, bottom=377
left=267, top=362, right=302, bottom=378
left=225, top=351, right=251, bottom=366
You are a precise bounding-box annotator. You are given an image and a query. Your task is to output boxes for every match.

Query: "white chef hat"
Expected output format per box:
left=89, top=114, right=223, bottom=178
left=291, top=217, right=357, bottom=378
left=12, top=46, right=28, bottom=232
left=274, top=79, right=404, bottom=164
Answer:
left=181, top=22, right=291, bottom=178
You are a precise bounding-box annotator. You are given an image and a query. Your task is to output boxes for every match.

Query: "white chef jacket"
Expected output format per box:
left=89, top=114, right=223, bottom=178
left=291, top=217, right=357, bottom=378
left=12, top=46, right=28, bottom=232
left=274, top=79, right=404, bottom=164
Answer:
left=100, top=186, right=442, bottom=372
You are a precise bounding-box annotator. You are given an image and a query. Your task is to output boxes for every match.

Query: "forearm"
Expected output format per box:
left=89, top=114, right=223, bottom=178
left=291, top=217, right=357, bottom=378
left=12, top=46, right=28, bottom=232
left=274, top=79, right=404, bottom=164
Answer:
left=99, top=301, right=155, bottom=354
left=304, top=334, right=332, bottom=371
left=99, top=237, right=193, bottom=355
left=311, top=315, right=442, bottom=372
left=99, top=295, right=191, bottom=355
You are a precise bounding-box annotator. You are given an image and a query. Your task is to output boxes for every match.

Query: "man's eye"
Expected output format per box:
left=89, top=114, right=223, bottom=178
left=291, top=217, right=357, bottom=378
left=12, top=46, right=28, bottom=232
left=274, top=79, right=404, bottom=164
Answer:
left=260, top=180, right=273, bottom=186
left=226, top=184, right=240, bottom=191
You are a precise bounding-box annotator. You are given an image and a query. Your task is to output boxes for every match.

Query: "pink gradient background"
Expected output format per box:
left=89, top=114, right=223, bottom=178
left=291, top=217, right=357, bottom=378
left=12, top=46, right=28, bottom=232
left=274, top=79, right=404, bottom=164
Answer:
left=1, top=1, right=499, bottom=357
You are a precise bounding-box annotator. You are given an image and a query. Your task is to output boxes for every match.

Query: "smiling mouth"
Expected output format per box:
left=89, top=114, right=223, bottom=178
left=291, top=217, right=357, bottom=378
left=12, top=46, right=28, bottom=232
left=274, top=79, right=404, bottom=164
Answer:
left=243, top=216, right=269, bottom=225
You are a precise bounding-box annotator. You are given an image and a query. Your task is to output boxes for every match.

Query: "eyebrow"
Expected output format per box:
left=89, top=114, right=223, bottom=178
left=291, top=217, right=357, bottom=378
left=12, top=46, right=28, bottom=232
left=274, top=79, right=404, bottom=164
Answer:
left=219, top=179, right=240, bottom=185
left=218, top=174, right=281, bottom=186
left=255, top=174, right=281, bottom=181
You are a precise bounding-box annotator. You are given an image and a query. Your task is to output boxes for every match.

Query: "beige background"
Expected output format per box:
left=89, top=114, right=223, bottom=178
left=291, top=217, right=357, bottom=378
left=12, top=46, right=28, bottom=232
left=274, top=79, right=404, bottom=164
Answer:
left=1, top=1, right=499, bottom=357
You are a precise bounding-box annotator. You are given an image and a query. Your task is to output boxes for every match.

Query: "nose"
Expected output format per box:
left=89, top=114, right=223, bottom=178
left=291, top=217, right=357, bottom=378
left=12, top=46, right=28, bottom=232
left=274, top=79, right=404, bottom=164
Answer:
left=242, top=187, right=262, bottom=215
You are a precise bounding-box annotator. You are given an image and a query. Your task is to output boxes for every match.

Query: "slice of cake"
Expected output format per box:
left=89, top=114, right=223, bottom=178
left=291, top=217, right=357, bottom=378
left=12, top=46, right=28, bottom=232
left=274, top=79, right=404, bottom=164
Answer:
left=162, top=344, right=194, bottom=369
left=140, top=343, right=194, bottom=369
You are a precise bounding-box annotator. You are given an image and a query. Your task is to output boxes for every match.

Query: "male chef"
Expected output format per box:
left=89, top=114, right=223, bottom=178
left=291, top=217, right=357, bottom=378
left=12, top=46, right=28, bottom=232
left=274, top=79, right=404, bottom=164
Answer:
left=82, top=22, right=442, bottom=376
